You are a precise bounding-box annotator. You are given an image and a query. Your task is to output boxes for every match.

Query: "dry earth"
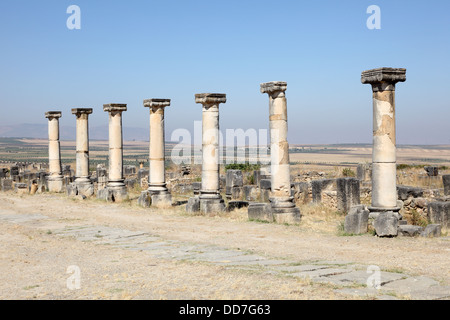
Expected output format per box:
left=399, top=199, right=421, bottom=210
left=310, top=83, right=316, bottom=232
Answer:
left=0, top=192, right=449, bottom=300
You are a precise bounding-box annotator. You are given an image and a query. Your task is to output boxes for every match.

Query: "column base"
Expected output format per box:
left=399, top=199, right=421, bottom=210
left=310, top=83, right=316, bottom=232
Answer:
left=67, top=178, right=94, bottom=197
left=270, top=196, right=302, bottom=224
left=368, top=205, right=402, bottom=220
left=138, top=189, right=172, bottom=208
left=199, top=192, right=225, bottom=214
left=47, top=176, right=64, bottom=193
left=97, top=184, right=128, bottom=202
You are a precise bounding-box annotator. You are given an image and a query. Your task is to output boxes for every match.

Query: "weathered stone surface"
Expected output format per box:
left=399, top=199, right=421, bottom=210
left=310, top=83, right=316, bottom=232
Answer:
left=337, top=178, right=360, bottom=213
left=1, top=178, right=13, bottom=192
left=420, top=224, right=441, bottom=238
left=227, top=200, right=249, bottom=211
left=344, top=206, right=369, bottom=234
left=427, top=202, right=450, bottom=228
left=248, top=203, right=273, bottom=222
left=192, top=182, right=201, bottom=195
left=311, top=179, right=335, bottom=203
left=374, top=211, right=399, bottom=237
left=424, top=166, right=439, bottom=177
left=243, top=185, right=257, bottom=201
left=259, top=179, right=271, bottom=190
left=186, top=196, right=200, bottom=213
left=151, top=193, right=172, bottom=208
left=138, top=191, right=151, bottom=207
left=397, top=185, right=424, bottom=201
left=226, top=170, right=243, bottom=188
left=398, top=225, right=424, bottom=237
left=200, top=197, right=225, bottom=214
left=356, top=163, right=371, bottom=182
left=443, top=175, right=450, bottom=196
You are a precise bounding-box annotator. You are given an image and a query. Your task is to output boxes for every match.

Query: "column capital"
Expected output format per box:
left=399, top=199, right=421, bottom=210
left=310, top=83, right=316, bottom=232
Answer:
left=45, top=111, right=62, bottom=119
left=103, top=104, right=127, bottom=112
left=195, top=93, right=226, bottom=105
left=260, top=81, right=287, bottom=95
left=143, top=99, right=171, bottom=108
left=71, top=108, right=93, bottom=115
left=361, top=67, right=406, bottom=91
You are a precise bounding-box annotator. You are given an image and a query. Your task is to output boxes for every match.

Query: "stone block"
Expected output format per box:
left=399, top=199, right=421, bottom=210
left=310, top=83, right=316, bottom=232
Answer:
left=248, top=203, right=273, bottom=222
left=253, top=170, right=261, bottom=186
left=311, top=179, right=335, bottom=203
left=259, top=179, right=271, bottom=190
left=424, top=166, right=439, bottom=177
left=226, top=170, right=243, bottom=188
left=0, top=169, right=7, bottom=178
left=192, top=182, right=201, bottom=195
left=186, top=196, right=200, bottom=213
left=397, top=185, right=424, bottom=201
left=151, top=193, right=172, bottom=208
left=124, top=165, right=136, bottom=176
left=356, top=163, right=371, bottom=181
left=443, top=175, right=450, bottom=196
left=14, top=183, right=28, bottom=194
left=137, top=168, right=149, bottom=181
left=200, top=197, right=225, bottom=214
left=272, top=207, right=301, bottom=225
left=124, top=178, right=136, bottom=189
left=10, top=166, right=19, bottom=176
left=398, top=225, right=424, bottom=237
left=260, top=188, right=271, bottom=203
left=337, top=178, right=360, bottom=213
left=1, top=178, right=13, bottom=192
left=243, top=185, right=258, bottom=201
left=138, top=191, right=151, bottom=207
left=66, top=183, right=78, bottom=196
left=344, top=206, right=369, bottom=234
left=374, top=211, right=399, bottom=237
left=227, top=200, right=249, bottom=212
left=421, top=224, right=442, bottom=238
left=427, top=202, right=450, bottom=228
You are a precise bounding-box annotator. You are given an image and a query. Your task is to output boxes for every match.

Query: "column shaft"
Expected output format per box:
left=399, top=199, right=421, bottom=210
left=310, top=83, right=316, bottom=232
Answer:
left=149, top=107, right=166, bottom=190
left=361, top=67, right=406, bottom=212
left=201, top=103, right=220, bottom=194
left=108, top=111, right=124, bottom=183
left=75, top=113, right=90, bottom=180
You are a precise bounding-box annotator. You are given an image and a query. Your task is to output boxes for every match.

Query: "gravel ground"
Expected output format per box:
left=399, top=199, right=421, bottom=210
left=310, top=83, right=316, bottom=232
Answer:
left=0, top=192, right=448, bottom=300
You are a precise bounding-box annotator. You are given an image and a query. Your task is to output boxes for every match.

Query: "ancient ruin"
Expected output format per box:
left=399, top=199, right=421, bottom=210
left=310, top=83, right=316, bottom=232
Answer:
left=98, top=104, right=128, bottom=202
left=68, top=108, right=94, bottom=197
left=138, top=99, right=172, bottom=208
left=45, top=111, right=64, bottom=193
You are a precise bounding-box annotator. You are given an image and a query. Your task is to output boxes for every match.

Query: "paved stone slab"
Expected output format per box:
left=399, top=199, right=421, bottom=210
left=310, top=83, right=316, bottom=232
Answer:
left=381, top=276, right=450, bottom=300
left=324, top=270, right=406, bottom=286
left=291, top=267, right=355, bottom=280
left=271, top=264, right=332, bottom=273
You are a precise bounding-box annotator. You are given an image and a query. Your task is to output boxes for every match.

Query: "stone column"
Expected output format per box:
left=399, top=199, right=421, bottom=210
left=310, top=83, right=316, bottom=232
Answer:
left=196, top=93, right=226, bottom=213
left=139, top=99, right=172, bottom=208
left=361, top=68, right=406, bottom=214
left=45, top=111, right=64, bottom=192
left=71, top=108, right=94, bottom=197
left=260, top=82, right=300, bottom=223
left=99, top=104, right=128, bottom=202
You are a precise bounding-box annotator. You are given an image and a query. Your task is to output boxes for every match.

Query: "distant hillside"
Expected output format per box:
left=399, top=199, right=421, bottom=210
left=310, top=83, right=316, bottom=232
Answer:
left=0, top=124, right=149, bottom=141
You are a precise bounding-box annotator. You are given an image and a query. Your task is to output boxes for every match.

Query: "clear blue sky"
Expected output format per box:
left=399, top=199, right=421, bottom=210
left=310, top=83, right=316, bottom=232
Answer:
left=0, top=0, right=449, bottom=144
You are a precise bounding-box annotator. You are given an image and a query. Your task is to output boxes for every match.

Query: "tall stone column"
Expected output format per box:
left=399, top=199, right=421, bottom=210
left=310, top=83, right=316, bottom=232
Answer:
left=196, top=93, right=226, bottom=213
left=260, top=82, right=300, bottom=223
left=71, top=108, right=94, bottom=196
left=138, top=99, right=172, bottom=208
left=45, top=111, right=64, bottom=193
left=361, top=68, right=406, bottom=214
left=99, top=104, right=128, bottom=202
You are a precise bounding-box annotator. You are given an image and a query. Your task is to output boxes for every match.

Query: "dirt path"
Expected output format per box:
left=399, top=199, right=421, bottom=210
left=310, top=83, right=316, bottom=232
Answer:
left=0, top=193, right=449, bottom=300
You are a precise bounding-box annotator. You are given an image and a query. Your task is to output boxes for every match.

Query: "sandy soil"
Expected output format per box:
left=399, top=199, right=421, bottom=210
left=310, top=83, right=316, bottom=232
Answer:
left=0, top=192, right=448, bottom=300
